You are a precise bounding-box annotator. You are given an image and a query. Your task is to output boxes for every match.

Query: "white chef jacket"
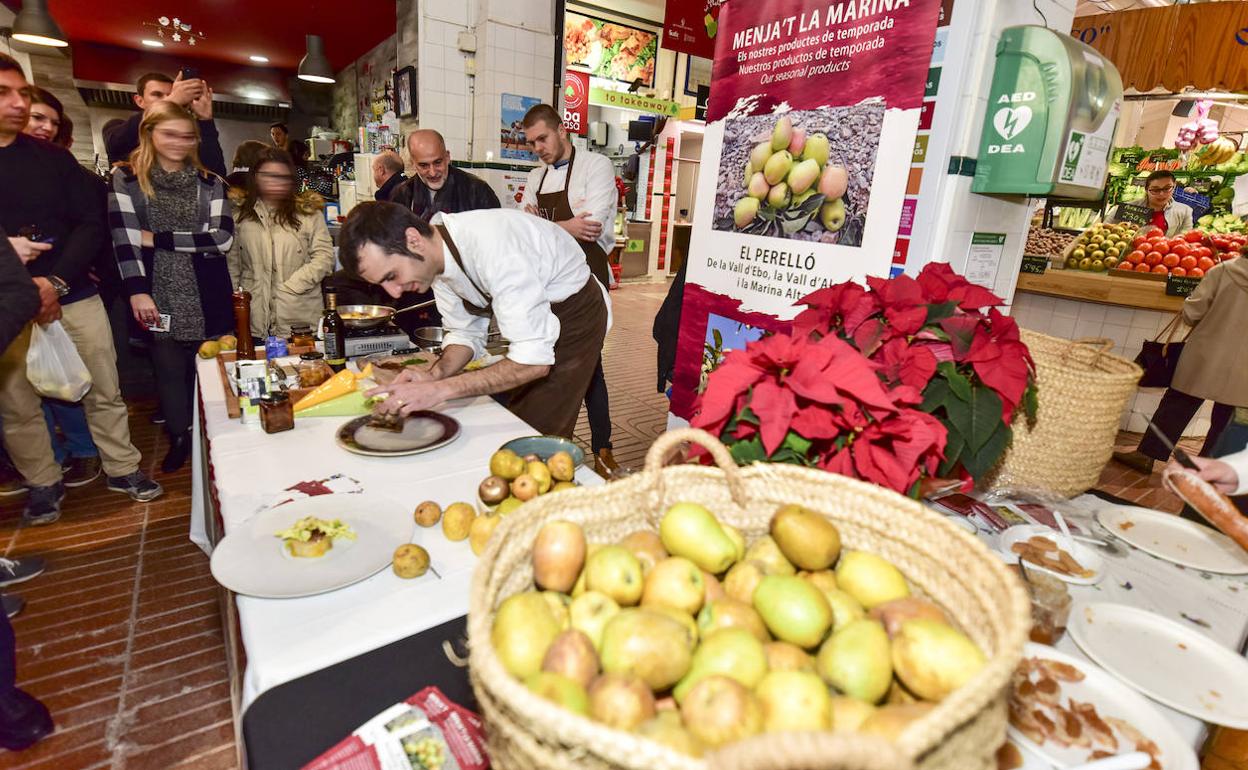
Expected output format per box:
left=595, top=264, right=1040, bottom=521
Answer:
left=1223, top=446, right=1248, bottom=496
left=522, top=148, right=618, bottom=257
left=432, top=209, right=612, bottom=367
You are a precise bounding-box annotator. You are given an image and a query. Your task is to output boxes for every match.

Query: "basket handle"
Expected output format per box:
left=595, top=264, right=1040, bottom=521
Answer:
left=1065, top=336, right=1114, bottom=364
left=643, top=428, right=751, bottom=524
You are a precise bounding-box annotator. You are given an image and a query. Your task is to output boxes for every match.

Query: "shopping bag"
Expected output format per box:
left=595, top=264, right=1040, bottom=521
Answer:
left=25, top=321, right=92, bottom=401
left=1133, top=312, right=1186, bottom=388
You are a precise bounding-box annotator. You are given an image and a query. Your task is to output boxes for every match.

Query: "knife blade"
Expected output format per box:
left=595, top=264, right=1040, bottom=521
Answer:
left=1145, top=421, right=1200, bottom=470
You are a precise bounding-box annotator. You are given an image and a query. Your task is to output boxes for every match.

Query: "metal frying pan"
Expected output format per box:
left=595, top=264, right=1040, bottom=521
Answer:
left=336, top=300, right=436, bottom=330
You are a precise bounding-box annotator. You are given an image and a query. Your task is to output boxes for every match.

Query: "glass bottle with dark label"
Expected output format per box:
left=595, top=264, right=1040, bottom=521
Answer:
left=322, top=291, right=347, bottom=371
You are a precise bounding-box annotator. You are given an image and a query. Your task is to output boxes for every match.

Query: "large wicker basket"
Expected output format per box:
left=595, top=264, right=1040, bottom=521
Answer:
left=468, top=429, right=1031, bottom=770
left=986, top=329, right=1142, bottom=498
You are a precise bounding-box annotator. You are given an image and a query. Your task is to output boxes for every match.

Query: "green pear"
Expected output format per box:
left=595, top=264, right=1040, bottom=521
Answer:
left=569, top=590, right=620, bottom=651
left=641, top=557, right=705, bottom=615
left=753, top=575, right=832, bottom=649
left=721, top=524, right=746, bottom=562
left=835, top=551, right=910, bottom=609
left=771, top=504, right=842, bottom=570
left=647, top=603, right=699, bottom=649
left=600, top=609, right=693, bottom=691
left=802, top=132, right=830, bottom=167
left=525, top=671, right=589, bottom=715
left=743, top=536, right=796, bottom=576
left=541, top=629, right=600, bottom=688
left=820, top=198, right=846, bottom=232
left=673, top=627, right=768, bottom=702
left=816, top=619, right=892, bottom=704
left=697, top=598, right=770, bottom=643
left=767, top=182, right=791, bottom=209
left=749, top=142, right=773, bottom=172
left=570, top=542, right=602, bottom=598
left=891, top=619, right=986, bottom=700
left=824, top=587, right=867, bottom=633
left=764, top=640, right=816, bottom=674
left=771, top=115, right=793, bottom=152
left=492, top=591, right=561, bottom=679
left=755, top=670, right=830, bottom=732
left=786, top=158, right=821, bottom=197
left=659, top=503, right=737, bottom=574
left=830, top=695, right=877, bottom=732
left=680, top=675, right=763, bottom=748
left=723, top=560, right=767, bottom=604
left=734, top=197, right=760, bottom=228
left=763, top=150, right=794, bottom=186
left=585, top=545, right=643, bottom=606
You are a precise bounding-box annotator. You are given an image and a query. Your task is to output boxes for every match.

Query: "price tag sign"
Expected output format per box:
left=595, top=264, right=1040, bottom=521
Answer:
left=1114, top=203, right=1153, bottom=227
left=1020, top=254, right=1049, bottom=275
left=1165, top=274, right=1201, bottom=297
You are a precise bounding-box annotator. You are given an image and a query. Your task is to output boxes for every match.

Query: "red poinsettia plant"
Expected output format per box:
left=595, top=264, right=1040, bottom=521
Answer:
left=691, top=264, right=1038, bottom=495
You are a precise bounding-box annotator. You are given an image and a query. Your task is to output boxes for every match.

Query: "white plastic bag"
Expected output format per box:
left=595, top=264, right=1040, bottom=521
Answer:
left=26, top=321, right=92, bottom=401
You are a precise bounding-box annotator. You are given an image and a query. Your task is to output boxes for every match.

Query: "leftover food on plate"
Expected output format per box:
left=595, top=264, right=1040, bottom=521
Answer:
left=995, top=740, right=1024, bottom=770
left=1011, top=536, right=1094, bottom=578
left=275, top=516, right=357, bottom=558
left=367, top=408, right=406, bottom=433
left=1009, top=657, right=1161, bottom=770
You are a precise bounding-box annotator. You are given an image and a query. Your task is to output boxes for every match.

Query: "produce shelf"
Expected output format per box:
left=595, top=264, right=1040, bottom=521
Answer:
left=1014, top=268, right=1186, bottom=313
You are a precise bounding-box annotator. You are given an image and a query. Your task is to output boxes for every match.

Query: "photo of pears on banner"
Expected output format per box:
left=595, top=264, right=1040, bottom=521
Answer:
left=714, top=105, right=883, bottom=246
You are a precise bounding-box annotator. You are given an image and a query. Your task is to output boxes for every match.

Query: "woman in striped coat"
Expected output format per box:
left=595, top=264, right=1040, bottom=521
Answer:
left=108, top=100, right=234, bottom=472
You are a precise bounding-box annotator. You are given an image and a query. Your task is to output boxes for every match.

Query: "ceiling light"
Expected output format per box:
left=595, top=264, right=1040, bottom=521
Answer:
left=297, top=35, right=335, bottom=84
left=249, top=55, right=269, bottom=63
left=141, top=39, right=164, bottom=47
left=12, top=0, right=68, bottom=47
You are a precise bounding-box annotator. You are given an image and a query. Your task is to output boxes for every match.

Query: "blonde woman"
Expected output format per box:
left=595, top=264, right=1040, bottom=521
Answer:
left=227, top=146, right=334, bottom=338
left=108, top=101, right=234, bottom=472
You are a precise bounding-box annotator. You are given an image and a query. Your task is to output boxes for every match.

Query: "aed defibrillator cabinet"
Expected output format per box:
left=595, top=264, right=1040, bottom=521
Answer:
left=971, top=26, right=1123, bottom=199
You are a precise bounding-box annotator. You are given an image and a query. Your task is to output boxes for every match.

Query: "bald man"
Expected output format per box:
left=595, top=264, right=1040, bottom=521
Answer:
left=389, top=129, right=500, bottom=219
left=372, top=150, right=407, bottom=201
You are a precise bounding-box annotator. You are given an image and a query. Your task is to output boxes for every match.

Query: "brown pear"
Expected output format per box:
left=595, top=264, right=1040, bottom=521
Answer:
left=541, top=629, right=600, bottom=688
left=588, top=673, right=656, bottom=730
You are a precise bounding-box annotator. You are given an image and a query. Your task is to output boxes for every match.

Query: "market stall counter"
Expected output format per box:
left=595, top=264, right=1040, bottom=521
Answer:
left=189, top=355, right=603, bottom=731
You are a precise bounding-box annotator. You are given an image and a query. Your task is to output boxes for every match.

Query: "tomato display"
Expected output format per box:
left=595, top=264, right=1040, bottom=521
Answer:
left=1062, top=226, right=1247, bottom=282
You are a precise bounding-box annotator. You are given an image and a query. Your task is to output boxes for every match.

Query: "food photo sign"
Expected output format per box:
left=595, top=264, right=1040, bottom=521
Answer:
left=564, top=12, right=660, bottom=88
left=670, top=0, right=944, bottom=419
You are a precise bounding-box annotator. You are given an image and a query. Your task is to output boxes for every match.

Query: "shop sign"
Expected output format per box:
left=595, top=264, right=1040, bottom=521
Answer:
left=563, top=70, right=590, bottom=136
left=965, top=232, right=1006, bottom=289
left=1114, top=203, right=1153, bottom=227
left=588, top=87, right=681, bottom=117
left=1165, top=273, right=1201, bottom=297
left=664, top=0, right=724, bottom=59
left=1020, top=254, right=1049, bottom=275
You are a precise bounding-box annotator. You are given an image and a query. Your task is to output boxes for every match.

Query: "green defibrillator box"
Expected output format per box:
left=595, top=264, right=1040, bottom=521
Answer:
left=972, top=26, right=1123, bottom=199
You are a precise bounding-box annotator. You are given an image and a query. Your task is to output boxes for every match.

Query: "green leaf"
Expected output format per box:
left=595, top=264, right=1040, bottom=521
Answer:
left=1023, top=382, right=1040, bottom=423
left=924, top=301, right=960, bottom=325
left=712, top=328, right=723, bottom=349
left=960, top=423, right=1012, bottom=480
left=920, top=378, right=951, bottom=414
left=782, top=431, right=812, bottom=456
left=938, top=422, right=966, bottom=478
left=937, top=361, right=972, bottom=402
left=944, top=385, right=1002, bottom=453
left=729, top=435, right=767, bottom=465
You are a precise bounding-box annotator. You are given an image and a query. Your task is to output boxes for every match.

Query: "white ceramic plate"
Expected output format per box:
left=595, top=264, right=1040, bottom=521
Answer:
left=1069, top=602, right=1248, bottom=729
left=998, top=525, right=1106, bottom=585
left=1096, top=506, right=1248, bottom=575
left=1008, top=642, right=1197, bottom=770
left=211, top=494, right=415, bottom=598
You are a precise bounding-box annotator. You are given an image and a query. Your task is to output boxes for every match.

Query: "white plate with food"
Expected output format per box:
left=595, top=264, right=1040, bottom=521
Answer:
left=211, top=494, right=416, bottom=598
left=1096, top=506, right=1248, bottom=575
left=998, top=525, right=1105, bottom=585
left=1070, top=602, right=1248, bottom=729
left=1007, top=643, right=1197, bottom=770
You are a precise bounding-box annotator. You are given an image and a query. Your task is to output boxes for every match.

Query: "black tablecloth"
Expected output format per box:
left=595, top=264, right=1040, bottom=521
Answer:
left=242, top=615, right=475, bottom=770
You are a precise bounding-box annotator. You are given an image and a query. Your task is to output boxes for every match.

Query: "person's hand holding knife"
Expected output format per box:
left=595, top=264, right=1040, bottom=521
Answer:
left=367, top=370, right=447, bottom=417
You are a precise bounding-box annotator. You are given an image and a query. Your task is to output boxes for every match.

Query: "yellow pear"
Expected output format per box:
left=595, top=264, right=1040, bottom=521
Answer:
left=755, top=670, right=831, bottom=732
left=585, top=545, right=644, bottom=606
left=492, top=591, right=561, bottom=679
left=697, top=598, right=770, bottom=643
left=641, top=557, right=705, bottom=615
left=764, top=641, right=816, bottom=674
left=744, top=536, right=796, bottom=576
left=673, top=627, right=768, bottom=702
left=770, top=504, right=842, bottom=570
left=680, top=676, right=762, bottom=747
left=527, top=460, right=553, bottom=494
left=469, top=514, right=501, bottom=555
left=857, top=703, right=934, bottom=741
left=753, top=575, right=831, bottom=649
left=568, top=590, right=619, bottom=651
left=619, top=530, right=668, bottom=575
left=835, top=551, right=910, bottom=609
left=525, top=671, right=589, bottom=715
left=659, top=503, right=738, bottom=574
left=816, top=619, right=892, bottom=704
left=723, top=560, right=767, bottom=605
left=599, top=609, right=693, bottom=691
left=588, top=672, right=655, bottom=730
left=890, top=619, right=986, bottom=700
left=647, top=604, right=699, bottom=649
left=721, top=524, right=746, bottom=562
left=638, top=712, right=704, bottom=756
left=830, top=695, right=877, bottom=732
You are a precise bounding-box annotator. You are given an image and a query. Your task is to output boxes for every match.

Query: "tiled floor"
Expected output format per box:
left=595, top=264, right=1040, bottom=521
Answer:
left=0, top=280, right=1243, bottom=769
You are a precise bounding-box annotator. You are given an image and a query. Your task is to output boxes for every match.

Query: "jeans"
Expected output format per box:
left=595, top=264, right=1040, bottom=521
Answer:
left=41, top=400, right=98, bottom=466
left=148, top=336, right=199, bottom=436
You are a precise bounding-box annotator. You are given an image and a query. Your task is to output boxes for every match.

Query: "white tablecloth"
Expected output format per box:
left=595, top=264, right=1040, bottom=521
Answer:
left=190, top=358, right=601, bottom=710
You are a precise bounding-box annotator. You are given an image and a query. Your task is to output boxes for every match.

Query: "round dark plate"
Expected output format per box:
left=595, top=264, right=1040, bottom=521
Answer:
left=335, top=411, right=461, bottom=457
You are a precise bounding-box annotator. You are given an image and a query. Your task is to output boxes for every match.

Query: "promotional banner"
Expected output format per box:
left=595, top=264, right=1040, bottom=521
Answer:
left=664, top=0, right=725, bottom=59
left=670, top=0, right=943, bottom=419
left=500, top=93, right=541, bottom=161
left=563, top=70, right=590, bottom=136
left=563, top=13, right=659, bottom=88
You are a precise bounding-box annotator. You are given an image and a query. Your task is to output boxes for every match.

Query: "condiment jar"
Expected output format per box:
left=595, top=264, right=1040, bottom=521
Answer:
left=259, top=392, right=294, bottom=434
left=289, top=323, right=315, bottom=350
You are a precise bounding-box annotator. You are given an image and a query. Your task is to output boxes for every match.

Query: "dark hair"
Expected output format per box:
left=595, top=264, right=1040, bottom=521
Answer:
left=338, top=201, right=432, bottom=277
left=269, top=122, right=289, bottom=133
left=521, top=103, right=562, bottom=131
left=230, top=139, right=269, bottom=172
left=1145, top=170, right=1177, bottom=189
left=288, top=139, right=309, bottom=164
left=0, top=53, right=27, bottom=79
left=136, top=72, right=173, bottom=97
left=29, top=87, right=72, bottom=147
left=237, top=147, right=303, bottom=230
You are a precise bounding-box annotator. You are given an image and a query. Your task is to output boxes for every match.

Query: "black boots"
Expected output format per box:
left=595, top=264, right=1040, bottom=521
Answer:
left=161, top=432, right=192, bottom=473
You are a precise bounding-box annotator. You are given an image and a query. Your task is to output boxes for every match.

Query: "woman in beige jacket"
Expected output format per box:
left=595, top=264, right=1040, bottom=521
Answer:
left=1116, top=254, right=1248, bottom=473
left=227, top=147, right=334, bottom=339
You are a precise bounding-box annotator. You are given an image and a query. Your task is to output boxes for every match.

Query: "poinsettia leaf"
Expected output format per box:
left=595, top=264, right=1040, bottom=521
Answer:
left=939, top=316, right=981, bottom=358
left=924, top=300, right=960, bottom=325
left=937, top=361, right=972, bottom=402
left=750, top=380, right=799, bottom=455
left=729, top=434, right=767, bottom=465
left=920, top=377, right=950, bottom=414
left=1023, top=381, right=1040, bottom=423
left=960, top=423, right=1012, bottom=480
left=938, top=421, right=966, bottom=476
left=944, top=384, right=1002, bottom=453
left=782, top=431, right=813, bottom=456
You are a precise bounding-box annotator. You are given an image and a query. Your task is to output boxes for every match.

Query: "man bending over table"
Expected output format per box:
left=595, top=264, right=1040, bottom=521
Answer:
left=337, top=202, right=610, bottom=439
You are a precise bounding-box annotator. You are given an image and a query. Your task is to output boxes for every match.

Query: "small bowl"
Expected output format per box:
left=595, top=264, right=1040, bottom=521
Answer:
left=500, top=436, right=585, bottom=468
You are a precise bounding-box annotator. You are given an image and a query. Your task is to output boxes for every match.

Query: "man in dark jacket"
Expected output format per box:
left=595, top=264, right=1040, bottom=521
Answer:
left=388, top=129, right=500, bottom=218
left=103, top=71, right=226, bottom=177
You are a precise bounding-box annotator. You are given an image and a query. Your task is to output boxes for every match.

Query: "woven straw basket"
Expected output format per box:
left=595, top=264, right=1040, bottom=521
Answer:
left=468, top=428, right=1031, bottom=770
left=986, top=329, right=1142, bottom=498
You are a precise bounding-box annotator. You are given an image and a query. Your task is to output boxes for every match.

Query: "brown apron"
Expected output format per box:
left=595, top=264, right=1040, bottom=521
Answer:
left=535, top=148, right=612, bottom=288
left=437, top=225, right=608, bottom=439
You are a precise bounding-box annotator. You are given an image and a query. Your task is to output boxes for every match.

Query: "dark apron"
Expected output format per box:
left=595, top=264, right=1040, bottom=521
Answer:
left=535, top=149, right=612, bottom=289
left=437, top=225, right=608, bottom=439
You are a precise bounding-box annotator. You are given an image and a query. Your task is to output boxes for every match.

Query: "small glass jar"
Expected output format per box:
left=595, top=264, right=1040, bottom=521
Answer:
left=298, top=352, right=334, bottom=388
left=289, top=323, right=316, bottom=350
left=259, top=392, right=294, bottom=434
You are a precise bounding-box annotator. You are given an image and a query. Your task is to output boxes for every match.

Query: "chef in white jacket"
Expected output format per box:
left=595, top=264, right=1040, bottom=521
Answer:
left=520, top=103, right=620, bottom=475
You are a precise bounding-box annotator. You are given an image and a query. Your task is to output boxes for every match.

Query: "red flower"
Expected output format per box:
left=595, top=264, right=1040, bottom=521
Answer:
left=876, top=338, right=938, bottom=391
left=794, top=281, right=879, bottom=339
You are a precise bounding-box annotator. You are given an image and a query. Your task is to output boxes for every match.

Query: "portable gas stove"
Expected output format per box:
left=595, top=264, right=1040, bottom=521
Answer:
left=344, top=323, right=414, bottom=358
